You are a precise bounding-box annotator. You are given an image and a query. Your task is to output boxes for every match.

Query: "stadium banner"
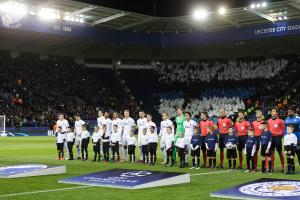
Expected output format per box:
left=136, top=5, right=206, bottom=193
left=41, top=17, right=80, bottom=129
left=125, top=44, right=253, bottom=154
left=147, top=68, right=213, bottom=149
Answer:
left=211, top=178, right=300, bottom=200
left=0, top=15, right=161, bottom=45
left=163, top=20, right=300, bottom=46
left=59, top=169, right=190, bottom=189
left=0, top=14, right=299, bottom=45
left=0, top=164, right=66, bottom=178
left=5, top=127, right=48, bottom=136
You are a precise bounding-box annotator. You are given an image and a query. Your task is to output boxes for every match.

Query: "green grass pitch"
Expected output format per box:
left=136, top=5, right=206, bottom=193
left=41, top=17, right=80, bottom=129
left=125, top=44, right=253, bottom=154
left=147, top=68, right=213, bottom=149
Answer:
left=0, top=136, right=299, bottom=200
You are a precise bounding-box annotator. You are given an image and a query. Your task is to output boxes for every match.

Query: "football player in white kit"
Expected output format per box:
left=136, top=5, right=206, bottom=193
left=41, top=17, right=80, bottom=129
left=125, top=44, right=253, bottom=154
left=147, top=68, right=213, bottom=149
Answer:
left=56, top=114, right=69, bottom=160
left=137, top=110, right=147, bottom=162
left=183, top=112, right=197, bottom=166
left=97, top=110, right=106, bottom=132
left=103, top=111, right=112, bottom=134
left=121, top=109, right=136, bottom=162
left=145, top=113, right=157, bottom=135
left=112, top=112, right=123, bottom=133
left=74, top=114, right=85, bottom=160
left=159, top=112, right=174, bottom=164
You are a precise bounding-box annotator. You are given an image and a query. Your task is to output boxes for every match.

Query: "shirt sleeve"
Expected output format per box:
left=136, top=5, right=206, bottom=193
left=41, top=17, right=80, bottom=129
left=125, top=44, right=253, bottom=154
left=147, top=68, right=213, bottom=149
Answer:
left=280, top=120, right=285, bottom=135
left=215, top=134, right=219, bottom=143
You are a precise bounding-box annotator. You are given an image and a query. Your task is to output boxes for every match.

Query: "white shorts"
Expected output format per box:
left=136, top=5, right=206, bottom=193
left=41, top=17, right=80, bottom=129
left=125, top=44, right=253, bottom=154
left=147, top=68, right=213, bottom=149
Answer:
left=160, top=137, right=166, bottom=149
left=121, top=134, right=129, bottom=146
left=75, top=138, right=81, bottom=147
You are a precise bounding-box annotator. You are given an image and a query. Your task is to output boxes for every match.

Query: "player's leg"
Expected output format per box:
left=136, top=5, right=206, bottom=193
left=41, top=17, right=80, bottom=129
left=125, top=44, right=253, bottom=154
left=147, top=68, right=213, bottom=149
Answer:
left=77, top=138, right=82, bottom=159
left=56, top=143, right=60, bottom=159
left=64, top=139, right=69, bottom=160
left=291, top=147, right=296, bottom=174
left=219, top=134, right=225, bottom=168
left=149, top=143, right=153, bottom=165
left=191, top=149, right=196, bottom=168
left=254, top=137, right=260, bottom=170
left=81, top=140, right=85, bottom=161
left=227, top=149, right=232, bottom=170
left=233, top=148, right=237, bottom=170
left=112, top=143, right=116, bottom=162
left=97, top=142, right=101, bottom=162
left=201, top=137, right=207, bottom=167
left=237, top=136, right=243, bottom=169
left=208, top=150, right=212, bottom=168
left=296, top=143, right=300, bottom=166
left=67, top=142, right=73, bottom=160
left=212, top=151, right=217, bottom=169
left=246, top=150, right=251, bottom=172
left=93, top=143, right=97, bottom=161
left=276, top=136, right=285, bottom=172
left=196, top=148, right=200, bottom=169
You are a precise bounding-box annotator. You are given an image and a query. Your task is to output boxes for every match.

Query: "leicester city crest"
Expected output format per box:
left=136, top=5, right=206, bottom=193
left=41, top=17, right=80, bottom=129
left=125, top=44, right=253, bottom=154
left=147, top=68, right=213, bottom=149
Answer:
left=239, top=181, right=300, bottom=197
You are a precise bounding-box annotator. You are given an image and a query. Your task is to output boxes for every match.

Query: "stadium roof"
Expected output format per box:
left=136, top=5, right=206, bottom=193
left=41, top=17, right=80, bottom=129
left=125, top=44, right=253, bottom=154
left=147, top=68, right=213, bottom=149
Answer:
left=23, top=0, right=300, bottom=32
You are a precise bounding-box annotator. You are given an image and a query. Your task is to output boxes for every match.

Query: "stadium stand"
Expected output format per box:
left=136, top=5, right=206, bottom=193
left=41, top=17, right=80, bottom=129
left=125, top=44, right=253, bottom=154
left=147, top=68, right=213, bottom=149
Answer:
left=0, top=53, right=136, bottom=127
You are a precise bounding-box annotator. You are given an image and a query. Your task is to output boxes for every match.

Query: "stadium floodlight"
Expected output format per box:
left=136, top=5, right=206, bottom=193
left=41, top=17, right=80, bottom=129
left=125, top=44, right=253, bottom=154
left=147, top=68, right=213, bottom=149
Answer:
left=0, top=1, right=27, bottom=18
left=250, top=3, right=255, bottom=9
left=278, top=16, right=282, bottom=20
left=261, top=2, right=267, bottom=8
left=38, top=8, right=60, bottom=21
left=192, top=8, right=209, bottom=21
left=256, top=3, right=261, bottom=8
left=218, top=6, right=227, bottom=15
left=283, top=16, right=287, bottom=20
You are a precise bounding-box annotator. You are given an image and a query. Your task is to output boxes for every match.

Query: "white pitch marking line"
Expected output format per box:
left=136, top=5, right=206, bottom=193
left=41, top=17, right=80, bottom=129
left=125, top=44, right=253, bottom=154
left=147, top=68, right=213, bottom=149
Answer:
left=190, top=170, right=229, bottom=176
left=0, top=185, right=93, bottom=198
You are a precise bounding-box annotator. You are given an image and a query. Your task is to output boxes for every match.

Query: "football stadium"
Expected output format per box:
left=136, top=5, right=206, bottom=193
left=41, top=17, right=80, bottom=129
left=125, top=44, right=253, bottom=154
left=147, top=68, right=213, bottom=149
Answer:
left=0, top=0, right=300, bottom=199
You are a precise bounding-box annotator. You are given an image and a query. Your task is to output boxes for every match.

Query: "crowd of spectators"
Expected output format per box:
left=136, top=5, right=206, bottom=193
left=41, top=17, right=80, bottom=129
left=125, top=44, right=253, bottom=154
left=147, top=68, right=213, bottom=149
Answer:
left=185, top=97, right=245, bottom=118
left=0, top=53, right=135, bottom=127
left=154, top=58, right=288, bottom=84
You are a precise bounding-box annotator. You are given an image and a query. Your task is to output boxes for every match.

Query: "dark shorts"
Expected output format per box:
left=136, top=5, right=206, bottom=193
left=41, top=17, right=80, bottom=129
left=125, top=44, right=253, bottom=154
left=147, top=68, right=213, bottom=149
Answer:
left=93, top=141, right=100, bottom=153
left=112, top=142, right=119, bottom=154
left=226, top=148, right=237, bottom=159
left=142, top=145, right=148, bottom=155
left=191, top=147, right=200, bottom=157
left=284, top=145, right=297, bottom=156
left=57, top=143, right=64, bottom=151
left=81, top=138, right=89, bottom=148
left=201, top=136, right=207, bottom=150
left=270, top=135, right=283, bottom=152
left=148, top=142, right=157, bottom=154
left=254, top=136, right=261, bottom=152
left=128, top=145, right=136, bottom=155
left=261, top=145, right=271, bottom=157
left=237, top=135, right=248, bottom=152
left=207, top=150, right=216, bottom=157
left=177, top=147, right=185, bottom=158
left=219, top=134, right=228, bottom=149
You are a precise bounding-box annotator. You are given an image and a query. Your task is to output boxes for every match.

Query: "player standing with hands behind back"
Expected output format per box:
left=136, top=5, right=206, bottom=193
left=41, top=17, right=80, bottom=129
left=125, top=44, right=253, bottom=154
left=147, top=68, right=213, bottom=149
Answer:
left=284, top=125, right=298, bottom=174
left=205, top=126, right=219, bottom=170
left=234, top=111, right=251, bottom=169
left=74, top=114, right=85, bottom=160
left=217, top=108, right=232, bottom=168
left=268, top=108, right=285, bottom=172
left=260, top=121, right=272, bottom=173
left=56, top=114, right=69, bottom=160
left=121, top=109, right=136, bottom=162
